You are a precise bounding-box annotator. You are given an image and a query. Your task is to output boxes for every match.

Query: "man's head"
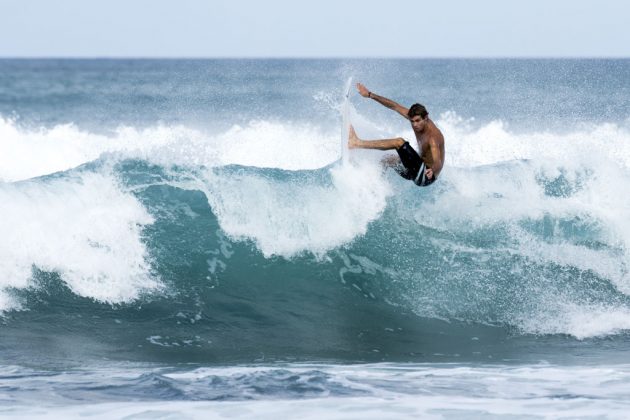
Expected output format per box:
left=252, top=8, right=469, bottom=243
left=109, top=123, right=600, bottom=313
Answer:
left=408, top=103, right=429, bottom=132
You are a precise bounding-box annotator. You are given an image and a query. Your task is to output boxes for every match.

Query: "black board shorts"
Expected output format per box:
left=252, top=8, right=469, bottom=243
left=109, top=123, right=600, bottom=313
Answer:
left=395, top=141, right=436, bottom=187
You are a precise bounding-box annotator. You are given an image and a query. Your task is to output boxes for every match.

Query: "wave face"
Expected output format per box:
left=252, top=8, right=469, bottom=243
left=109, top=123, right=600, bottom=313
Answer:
left=1, top=59, right=630, bottom=367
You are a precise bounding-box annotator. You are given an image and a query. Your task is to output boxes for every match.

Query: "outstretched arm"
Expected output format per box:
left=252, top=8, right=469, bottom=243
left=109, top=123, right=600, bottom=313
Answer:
left=357, top=83, right=409, bottom=120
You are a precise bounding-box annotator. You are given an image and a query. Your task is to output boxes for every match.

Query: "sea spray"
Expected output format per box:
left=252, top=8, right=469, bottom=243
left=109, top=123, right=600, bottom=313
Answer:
left=0, top=171, right=159, bottom=311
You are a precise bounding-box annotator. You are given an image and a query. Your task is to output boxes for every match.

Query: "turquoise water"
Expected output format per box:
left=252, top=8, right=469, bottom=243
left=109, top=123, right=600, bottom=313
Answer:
left=1, top=59, right=629, bottom=417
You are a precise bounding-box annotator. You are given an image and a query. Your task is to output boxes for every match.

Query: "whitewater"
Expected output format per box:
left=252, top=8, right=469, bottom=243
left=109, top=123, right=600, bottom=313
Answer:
left=1, top=58, right=629, bottom=418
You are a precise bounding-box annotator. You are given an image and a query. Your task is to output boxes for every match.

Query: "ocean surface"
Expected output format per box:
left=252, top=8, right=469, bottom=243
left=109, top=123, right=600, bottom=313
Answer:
left=1, top=58, right=629, bottom=418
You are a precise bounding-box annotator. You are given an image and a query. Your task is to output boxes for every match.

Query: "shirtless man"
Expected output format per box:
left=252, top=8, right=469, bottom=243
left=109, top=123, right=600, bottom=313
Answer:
left=348, top=83, right=445, bottom=187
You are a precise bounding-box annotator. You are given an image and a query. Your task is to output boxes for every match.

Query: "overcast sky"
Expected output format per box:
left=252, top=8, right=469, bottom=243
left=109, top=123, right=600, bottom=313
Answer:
left=0, top=0, right=628, bottom=58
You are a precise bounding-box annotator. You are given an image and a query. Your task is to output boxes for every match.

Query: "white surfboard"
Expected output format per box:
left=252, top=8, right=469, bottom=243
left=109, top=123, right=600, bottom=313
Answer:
left=340, top=77, right=353, bottom=165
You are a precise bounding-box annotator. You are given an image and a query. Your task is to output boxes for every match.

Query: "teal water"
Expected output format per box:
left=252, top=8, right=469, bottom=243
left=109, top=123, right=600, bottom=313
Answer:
left=1, top=59, right=629, bottom=417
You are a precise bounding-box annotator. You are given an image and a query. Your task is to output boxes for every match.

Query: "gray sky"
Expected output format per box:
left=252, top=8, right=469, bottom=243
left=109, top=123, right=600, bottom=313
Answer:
left=0, top=0, right=628, bottom=57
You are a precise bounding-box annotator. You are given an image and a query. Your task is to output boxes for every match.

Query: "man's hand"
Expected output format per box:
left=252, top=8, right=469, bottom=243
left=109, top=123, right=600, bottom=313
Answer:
left=425, top=168, right=434, bottom=180
left=357, top=83, right=371, bottom=98
left=356, top=84, right=409, bottom=120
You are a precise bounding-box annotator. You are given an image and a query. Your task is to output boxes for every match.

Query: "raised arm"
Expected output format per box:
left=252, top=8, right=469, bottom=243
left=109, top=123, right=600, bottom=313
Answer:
left=357, top=83, right=409, bottom=120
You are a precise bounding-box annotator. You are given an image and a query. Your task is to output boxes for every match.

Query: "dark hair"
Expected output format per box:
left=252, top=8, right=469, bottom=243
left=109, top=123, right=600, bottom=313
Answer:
left=408, top=103, right=428, bottom=119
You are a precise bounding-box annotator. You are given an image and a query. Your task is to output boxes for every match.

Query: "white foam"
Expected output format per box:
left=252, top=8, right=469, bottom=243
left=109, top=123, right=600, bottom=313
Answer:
left=9, top=396, right=628, bottom=420
left=420, top=157, right=629, bottom=280
left=517, top=302, right=630, bottom=339
left=0, top=172, right=159, bottom=312
left=3, top=112, right=629, bottom=181
left=0, top=117, right=339, bottom=182
left=437, top=111, right=630, bottom=169
left=4, top=363, right=630, bottom=419
left=193, top=160, right=392, bottom=258
left=0, top=117, right=204, bottom=182
left=212, top=120, right=339, bottom=170
left=404, top=115, right=630, bottom=338
left=4, top=112, right=630, bottom=336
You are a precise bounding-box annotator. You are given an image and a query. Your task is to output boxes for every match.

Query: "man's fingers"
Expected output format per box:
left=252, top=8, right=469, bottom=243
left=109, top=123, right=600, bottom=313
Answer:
left=356, top=83, right=368, bottom=96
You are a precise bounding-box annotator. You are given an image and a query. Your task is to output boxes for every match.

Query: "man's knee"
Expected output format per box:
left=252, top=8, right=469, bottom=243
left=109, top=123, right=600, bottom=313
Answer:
left=394, top=138, right=406, bottom=149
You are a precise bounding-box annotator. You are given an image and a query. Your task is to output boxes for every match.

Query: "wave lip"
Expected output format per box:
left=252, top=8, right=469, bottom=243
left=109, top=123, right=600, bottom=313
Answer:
left=0, top=172, right=160, bottom=312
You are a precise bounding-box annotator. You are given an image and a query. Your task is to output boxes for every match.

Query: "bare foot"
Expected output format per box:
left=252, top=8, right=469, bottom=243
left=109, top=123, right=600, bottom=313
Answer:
left=348, top=125, right=361, bottom=149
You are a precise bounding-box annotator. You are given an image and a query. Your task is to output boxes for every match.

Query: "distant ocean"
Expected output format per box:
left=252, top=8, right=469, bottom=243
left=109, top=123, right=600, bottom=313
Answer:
left=1, top=59, right=629, bottom=418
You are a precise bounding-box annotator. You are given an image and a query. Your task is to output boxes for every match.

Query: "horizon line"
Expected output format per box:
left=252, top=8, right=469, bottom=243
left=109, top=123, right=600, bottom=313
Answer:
left=0, top=55, right=629, bottom=60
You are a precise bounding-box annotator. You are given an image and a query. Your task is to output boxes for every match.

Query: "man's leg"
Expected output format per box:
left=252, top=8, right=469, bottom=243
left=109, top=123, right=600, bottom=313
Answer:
left=348, top=125, right=405, bottom=150
left=381, top=154, right=400, bottom=167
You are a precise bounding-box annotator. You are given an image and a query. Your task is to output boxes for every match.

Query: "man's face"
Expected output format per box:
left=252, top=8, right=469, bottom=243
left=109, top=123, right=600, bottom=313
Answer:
left=410, top=115, right=427, bottom=132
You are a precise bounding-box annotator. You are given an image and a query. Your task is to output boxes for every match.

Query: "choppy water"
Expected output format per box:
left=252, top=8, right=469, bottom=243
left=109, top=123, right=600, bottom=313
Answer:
left=1, top=59, right=629, bottom=418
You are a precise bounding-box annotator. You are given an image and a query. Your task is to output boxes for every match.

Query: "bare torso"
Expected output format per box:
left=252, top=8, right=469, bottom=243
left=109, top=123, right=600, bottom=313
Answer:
left=415, top=119, right=445, bottom=177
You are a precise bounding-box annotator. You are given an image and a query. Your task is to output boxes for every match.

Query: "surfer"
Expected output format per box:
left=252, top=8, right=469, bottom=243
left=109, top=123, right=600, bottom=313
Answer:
left=348, top=83, right=444, bottom=187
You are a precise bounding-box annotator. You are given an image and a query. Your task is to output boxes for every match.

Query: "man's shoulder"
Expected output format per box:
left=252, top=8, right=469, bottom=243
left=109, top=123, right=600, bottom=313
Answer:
left=426, top=122, right=444, bottom=140
left=430, top=122, right=445, bottom=142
